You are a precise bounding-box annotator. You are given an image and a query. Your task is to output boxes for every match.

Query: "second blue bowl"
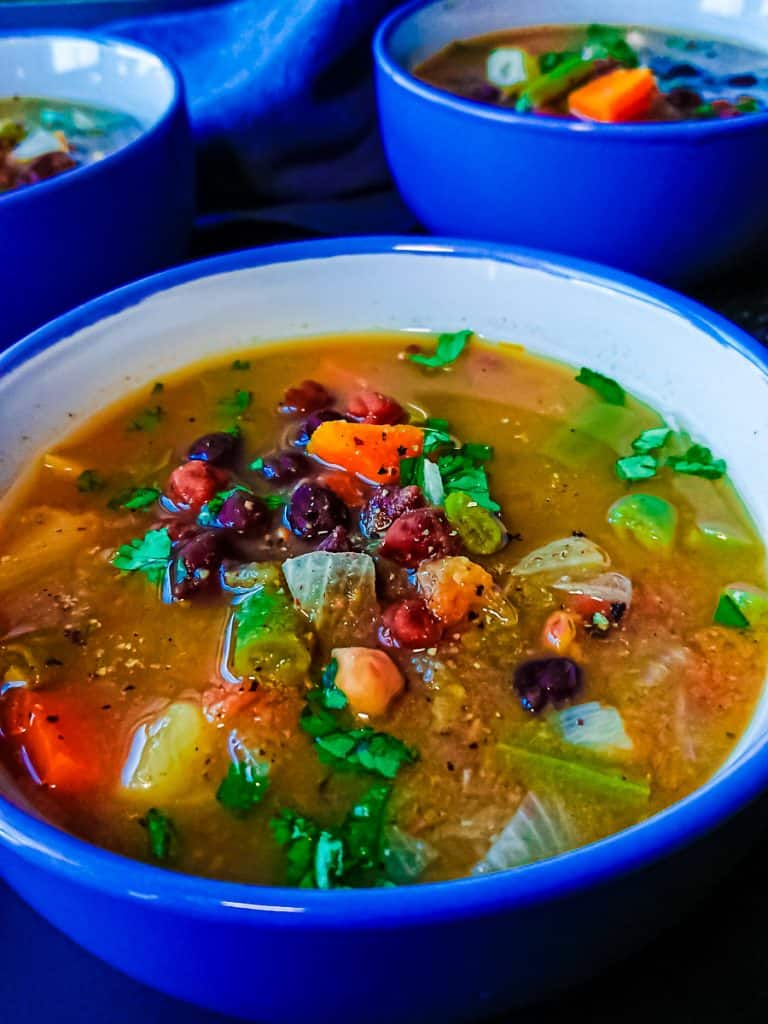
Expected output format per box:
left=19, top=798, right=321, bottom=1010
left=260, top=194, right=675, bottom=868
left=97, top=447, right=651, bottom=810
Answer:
left=374, top=0, right=768, bottom=285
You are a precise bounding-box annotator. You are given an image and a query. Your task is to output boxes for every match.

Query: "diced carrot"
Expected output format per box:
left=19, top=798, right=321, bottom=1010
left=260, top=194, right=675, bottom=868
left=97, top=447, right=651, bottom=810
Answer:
left=318, top=470, right=369, bottom=508
left=1, top=689, right=105, bottom=792
left=416, top=556, right=495, bottom=627
left=568, top=67, right=657, bottom=123
left=307, top=422, right=423, bottom=484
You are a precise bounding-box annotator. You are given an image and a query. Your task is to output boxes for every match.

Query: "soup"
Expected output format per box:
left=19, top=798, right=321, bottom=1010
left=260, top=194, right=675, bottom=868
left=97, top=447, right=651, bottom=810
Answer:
left=0, top=97, right=143, bottom=194
left=414, top=23, right=768, bottom=123
left=1, top=332, right=767, bottom=888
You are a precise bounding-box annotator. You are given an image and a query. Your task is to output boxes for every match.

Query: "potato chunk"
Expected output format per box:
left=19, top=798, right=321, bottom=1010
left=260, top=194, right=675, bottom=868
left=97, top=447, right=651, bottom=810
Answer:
left=122, top=701, right=213, bottom=800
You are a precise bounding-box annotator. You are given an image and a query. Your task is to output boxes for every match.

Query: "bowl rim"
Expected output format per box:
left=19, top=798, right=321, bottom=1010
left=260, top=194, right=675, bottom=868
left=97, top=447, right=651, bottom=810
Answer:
left=373, top=0, right=768, bottom=140
left=1, top=235, right=768, bottom=926
left=0, top=29, right=185, bottom=210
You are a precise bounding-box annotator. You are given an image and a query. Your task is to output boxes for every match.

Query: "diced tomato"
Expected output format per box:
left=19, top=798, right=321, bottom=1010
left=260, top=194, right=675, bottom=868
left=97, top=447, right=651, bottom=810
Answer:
left=1, top=689, right=107, bottom=792
left=565, top=592, right=613, bottom=621
left=167, top=461, right=228, bottom=511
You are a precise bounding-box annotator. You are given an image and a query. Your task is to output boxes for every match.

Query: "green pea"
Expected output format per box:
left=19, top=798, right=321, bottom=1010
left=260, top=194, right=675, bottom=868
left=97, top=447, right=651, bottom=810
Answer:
left=444, top=491, right=506, bottom=555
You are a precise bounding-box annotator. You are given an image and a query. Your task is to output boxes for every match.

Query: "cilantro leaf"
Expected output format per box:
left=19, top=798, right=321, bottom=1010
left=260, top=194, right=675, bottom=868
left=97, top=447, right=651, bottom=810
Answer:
left=76, top=469, right=106, bottom=493
left=437, top=451, right=500, bottom=512
left=151, top=381, right=164, bottom=395
left=263, top=493, right=289, bottom=510
left=218, top=389, right=252, bottom=421
left=461, top=442, right=493, bottom=463
left=270, top=782, right=392, bottom=888
left=112, top=527, right=171, bottom=583
left=631, top=427, right=671, bottom=454
left=231, top=359, right=251, bottom=371
left=422, top=420, right=453, bottom=454
left=714, top=593, right=750, bottom=629
left=584, top=23, right=639, bottom=66
left=666, top=444, right=726, bottom=480
left=616, top=454, right=658, bottom=482
left=407, top=330, right=472, bottom=369
left=249, top=457, right=264, bottom=471
left=197, top=485, right=249, bottom=527
left=315, top=658, right=348, bottom=710
left=145, top=807, right=176, bottom=860
left=575, top=367, right=626, bottom=406
left=108, top=486, right=160, bottom=511
left=127, top=405, right=165, bottom=432
left=216, top=759, right=270, bottom=817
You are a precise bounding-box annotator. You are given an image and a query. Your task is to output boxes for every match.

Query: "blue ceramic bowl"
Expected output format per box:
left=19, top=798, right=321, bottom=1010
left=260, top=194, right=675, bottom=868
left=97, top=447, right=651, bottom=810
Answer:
left=374, top=0, right=768, bottom=285
left=1, top=238, right=768, bottom=1023
left=0, top=32, right=194, bottom=348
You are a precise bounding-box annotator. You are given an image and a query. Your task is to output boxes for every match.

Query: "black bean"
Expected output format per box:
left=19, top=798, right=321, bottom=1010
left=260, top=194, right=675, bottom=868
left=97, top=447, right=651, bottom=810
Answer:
left=513, top=657, right=583, bottom=714
left=287, top=483, right=349, bottom=539
left=260, top=450, right=310, bottom=485
left=171, top=530, right=222, bottom=599
left=217, top=491, right=269, bottom=534
left=187, top=432, right=239, bottom=466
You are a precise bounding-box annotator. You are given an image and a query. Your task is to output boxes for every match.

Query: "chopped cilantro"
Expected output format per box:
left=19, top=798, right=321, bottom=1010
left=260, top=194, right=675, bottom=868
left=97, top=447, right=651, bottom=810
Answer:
left=584, top=23, right=639, bottom=66
left=461, top=442, right=494, bottom=463
left=151, top=381, right=164, bottom=394
left=666, top=444, right=726, bottom=480
left=422, top=420, right=453, bottom=453
left=216, top=759, right=270, bottom=817
left=218, top=389, right=252, bottom=421
left=714, top=593, right=750, bottom=629
left=616, top=454, right=658, bottom=482
left=76, top=469, right=106, bottom=493
left=263, top=493, right=289, bottom=510
left=301, top=661, right=417, bottom=780
left=108, top=486, right=160, bottom=511
left=128, top=405, right=165, bottom=432
left=197, top=485, right=248, bottom=526
left=249, top=457, right=265, bottom=471
left=146, top=807, right=176, bottom=860
left=231, top=359, right=251, bottom=371
left=407, top=329, right=472, bottom=369
left=270, top=782, right=392, bottom=888
left=631, top=427, right=671, bottom=454
left=438, top=450, right=500, bottom=512
left=112, top=527, right=171, bottom=583
left=575, top=367, right=626, bottom=406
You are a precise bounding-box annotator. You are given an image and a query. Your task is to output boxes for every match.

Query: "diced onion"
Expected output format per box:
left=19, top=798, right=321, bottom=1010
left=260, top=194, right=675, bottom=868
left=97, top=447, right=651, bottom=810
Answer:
left=472, top=792, right=578, bottom=874
left=486, top=47, right=526, bottom=87
left=510, top=536, right=609, bottom=580
left=552, top=571, right=633, bottom=608
left=11, top=128, right=66, bottom=162
left=553, top=701, right=633, bottom=752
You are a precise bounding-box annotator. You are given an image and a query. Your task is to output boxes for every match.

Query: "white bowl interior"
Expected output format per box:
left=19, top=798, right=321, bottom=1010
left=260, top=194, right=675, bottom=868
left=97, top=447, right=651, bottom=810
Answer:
left=0, top=35, right=176, bottom=128
left=0, top=247, right=767, bottom=764
left=388, top=0, right=768, bottom=69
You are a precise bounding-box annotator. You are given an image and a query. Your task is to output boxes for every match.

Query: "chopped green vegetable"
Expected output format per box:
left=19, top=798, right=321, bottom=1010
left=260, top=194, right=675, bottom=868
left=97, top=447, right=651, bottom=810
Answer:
left=151, top=381, right=164, bottom=394
left=437, top=449, right=500, bottom=512
left=407, top=329, right=472, bottom=369
left=539, top=49, right=579, bottom=74
left=517, top=56, right=597, bottom=111
left=616, top=454, right=658, bottom=482
left=583, top=23, right=639, bottom=66
left=218, top=389, right=252, bottom=421
left=444, top=490, right=506, bottom=554
left=422, top=420, right=453, bottom=453
left=216, top=759, right=270, bottom=817
left=575, top=367, right=625, bottom=406
left=666, top=444, right=726, bottom=480
left=713, top=583, right=768, bottom=629
left=270, top=809, right=332, bottom=888
left=607, top=493, right=678, bottom=552
left=108, top=486, right=161, bottom=511
left=631, top=427, right=671, bottom=454
left=146, top=807, right=176, bottom=860
left=112, top=527, right=172, bottom=583
left=263, top=493, right=289, bottom=509
left=232, top=565, right=312, bottom=683
left=231, top=359, right=251, bottom=370
left=76, top=469, right=106, bottom=493
left=499, top=743, right=649, bottom=808
left=249, top=457, right=264, bottom=471
left=127, top=405, right=165, bottom=432
left=197, top=485, right=249, bottom=527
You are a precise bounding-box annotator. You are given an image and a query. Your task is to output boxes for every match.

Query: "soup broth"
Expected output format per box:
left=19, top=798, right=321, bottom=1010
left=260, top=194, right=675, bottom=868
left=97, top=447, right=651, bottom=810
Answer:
left=0, top=333, right=766, bottom=888
left=0, top=97, right=143, bottom=194
left=415, top=24, right=768, bottom=123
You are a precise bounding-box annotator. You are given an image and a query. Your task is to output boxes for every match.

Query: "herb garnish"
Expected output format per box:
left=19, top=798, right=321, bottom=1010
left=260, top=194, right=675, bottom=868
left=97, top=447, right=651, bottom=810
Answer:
left=263, top=493, right=289, bottom=510
left=713, top=593, right=750, bottom=629
left=271, top=781, right=392, bottom=889
left=112, top=527, right=172, bottom=583
left=108, top=486, right=161, bottom=511
left=231, top=359, right=251, bottom=371
left=145, top=807, right=176, bottom=860
left=616, top=454, right=658, bottom=482
left=575, top=367, right=626, bottom=406
left=407, top=329, right=472, bottom=369
left=127, top=405, right=165, bottom=433
left=666, top=444, right=726, bottom=480
left=249, top=457, right=264, bottom=471
left=151, top=381, right=164, bottom=394
left=197, top=485, right=249, bottom=527
left=76, top=469, right=106, bottom=493
left=217, top=759, right=270, bottom=817
left=631, top=427, right=671, bottom=454
left=300, top=660, right=417, bottom=780
left=219, top=389, right=252, bottom=420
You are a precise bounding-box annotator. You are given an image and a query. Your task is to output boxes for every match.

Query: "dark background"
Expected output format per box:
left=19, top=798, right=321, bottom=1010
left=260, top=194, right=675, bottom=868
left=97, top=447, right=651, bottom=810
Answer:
left=2, top=222, right=768, bottom=1022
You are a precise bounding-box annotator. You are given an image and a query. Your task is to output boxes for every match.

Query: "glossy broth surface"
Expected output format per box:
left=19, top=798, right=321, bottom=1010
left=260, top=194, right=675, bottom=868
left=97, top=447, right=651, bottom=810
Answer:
left=0, top=333, right=766, bottom=888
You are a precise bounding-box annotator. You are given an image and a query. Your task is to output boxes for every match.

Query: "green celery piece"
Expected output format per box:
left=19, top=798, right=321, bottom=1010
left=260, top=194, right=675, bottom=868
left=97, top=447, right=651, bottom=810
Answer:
left=517, top=56, right=596, bottom=110
left=232, top=564, right=311, bottom=683
left=499, top=743, right=649, bottom=808
left=684, top=519, right=757, bottom=554
left=714, top=584, right=768, bottom=629
left=545, top=404, right=649, bottom=464
left=607, top=493, right=678, bottom=552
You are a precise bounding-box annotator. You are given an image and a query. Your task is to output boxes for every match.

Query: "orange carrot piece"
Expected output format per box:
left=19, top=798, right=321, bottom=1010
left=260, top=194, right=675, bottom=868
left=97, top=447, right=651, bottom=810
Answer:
left=568, top=67, right=657, bottom=123
left=1, top=689, right=104, bottom=792
left=307, top=422, right=423, bottom=484
left=319, top=470, right=369, bottom=508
